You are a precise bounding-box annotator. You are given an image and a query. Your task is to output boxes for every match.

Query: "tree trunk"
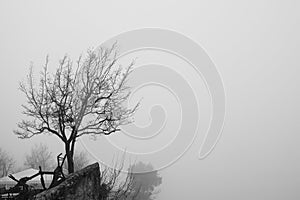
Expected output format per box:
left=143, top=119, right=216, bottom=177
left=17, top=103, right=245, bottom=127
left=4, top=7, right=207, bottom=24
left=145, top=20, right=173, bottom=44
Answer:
left=65, top=143, right=74, bottom=174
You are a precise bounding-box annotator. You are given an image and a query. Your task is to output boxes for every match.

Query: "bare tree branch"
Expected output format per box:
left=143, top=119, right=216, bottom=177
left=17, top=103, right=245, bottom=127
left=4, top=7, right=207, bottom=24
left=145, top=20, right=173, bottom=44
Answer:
left=99, top=153, right=141, bottom=200
left=15, top=45, right=138, bottom=173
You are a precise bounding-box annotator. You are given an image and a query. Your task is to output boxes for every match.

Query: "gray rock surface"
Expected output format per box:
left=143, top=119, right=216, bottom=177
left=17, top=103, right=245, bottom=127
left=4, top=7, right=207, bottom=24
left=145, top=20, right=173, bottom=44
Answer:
left=34, top=163, right=100, bottom=200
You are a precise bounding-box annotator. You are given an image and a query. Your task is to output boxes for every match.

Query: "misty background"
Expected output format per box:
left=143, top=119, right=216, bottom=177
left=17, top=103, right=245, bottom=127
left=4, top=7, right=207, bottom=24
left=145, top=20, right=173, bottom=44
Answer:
left=0, top=0, right=299, bottom=199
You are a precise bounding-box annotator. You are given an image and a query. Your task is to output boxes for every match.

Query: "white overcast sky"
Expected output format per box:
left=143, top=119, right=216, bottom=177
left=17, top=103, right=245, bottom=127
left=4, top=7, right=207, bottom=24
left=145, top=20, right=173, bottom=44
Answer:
left=0, top=1, right=299, bottom=200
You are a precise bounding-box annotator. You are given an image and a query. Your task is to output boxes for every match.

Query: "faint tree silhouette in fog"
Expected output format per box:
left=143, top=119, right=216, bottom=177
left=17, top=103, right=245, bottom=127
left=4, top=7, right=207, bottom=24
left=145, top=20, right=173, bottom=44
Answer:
left=0, top=148, right=15, bottom=177
left=99, top=157, right=162, bottom=200
left=24, top=143, right=54, bottom=170
left=128, top=162, right=162, bottom=200
left=14, top=44, right=138, bottom=173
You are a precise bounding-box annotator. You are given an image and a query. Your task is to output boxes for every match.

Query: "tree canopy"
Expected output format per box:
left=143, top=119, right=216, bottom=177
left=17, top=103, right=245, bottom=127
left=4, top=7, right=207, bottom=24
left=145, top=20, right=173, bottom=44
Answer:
left=14, top=44, right=138, bottom=173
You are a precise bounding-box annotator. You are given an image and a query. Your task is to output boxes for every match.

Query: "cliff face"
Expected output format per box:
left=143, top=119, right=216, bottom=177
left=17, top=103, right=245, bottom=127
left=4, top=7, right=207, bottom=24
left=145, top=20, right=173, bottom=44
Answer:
left=34, top=163, right=100, bottom=200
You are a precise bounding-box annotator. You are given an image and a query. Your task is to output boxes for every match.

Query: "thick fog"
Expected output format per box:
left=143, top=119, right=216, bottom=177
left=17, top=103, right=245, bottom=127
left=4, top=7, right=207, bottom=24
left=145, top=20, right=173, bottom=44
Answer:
left=0, top=1, right=299, bottom=199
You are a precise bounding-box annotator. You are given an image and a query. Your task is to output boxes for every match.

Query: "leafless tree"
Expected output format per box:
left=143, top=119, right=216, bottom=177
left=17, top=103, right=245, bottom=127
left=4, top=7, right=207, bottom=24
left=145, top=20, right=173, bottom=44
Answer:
left=24, top=143, right=54, bottom=170
left=0, top=148, right=15, bottom=177
left=100, top=160, right=162, bottom=200
left=14, top=44, right=138, bottom=173
left=99, top=155, right=140, bottom=200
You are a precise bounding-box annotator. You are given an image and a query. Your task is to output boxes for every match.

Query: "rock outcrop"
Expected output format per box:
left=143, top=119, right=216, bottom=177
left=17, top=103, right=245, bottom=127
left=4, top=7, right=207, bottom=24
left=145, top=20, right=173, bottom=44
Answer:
left=34, top=163, right=100, bottom=200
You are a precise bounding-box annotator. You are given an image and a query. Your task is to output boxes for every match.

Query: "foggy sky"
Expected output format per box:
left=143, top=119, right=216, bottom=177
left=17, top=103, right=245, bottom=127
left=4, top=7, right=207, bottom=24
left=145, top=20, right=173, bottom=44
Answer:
left=0, top=1, right=299, bottom=199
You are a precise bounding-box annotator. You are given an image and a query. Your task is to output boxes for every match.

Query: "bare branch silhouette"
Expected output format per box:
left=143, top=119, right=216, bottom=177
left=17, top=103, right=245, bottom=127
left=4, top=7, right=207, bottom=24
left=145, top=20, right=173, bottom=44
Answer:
left=14, top=44, right=138, bottom=173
